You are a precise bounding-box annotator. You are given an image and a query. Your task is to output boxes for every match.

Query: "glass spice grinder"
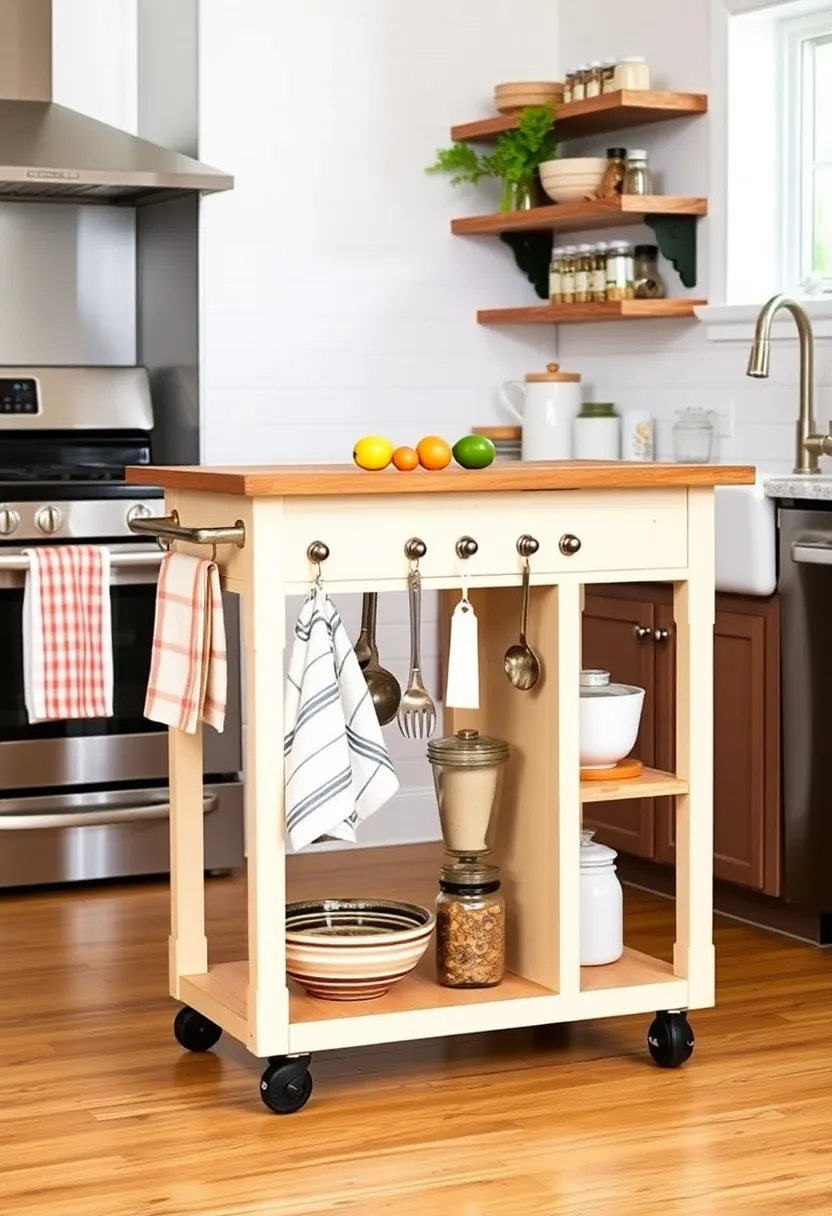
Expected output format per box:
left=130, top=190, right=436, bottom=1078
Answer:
left=426, top=729, right=510, bottom=861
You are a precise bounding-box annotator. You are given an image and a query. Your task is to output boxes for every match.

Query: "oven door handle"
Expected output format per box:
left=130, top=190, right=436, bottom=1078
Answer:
left=0, top=550, right=164, bottom=571
left=792, top=542, right=832, bottom=566
left=0, top=792, right=219, bottom=830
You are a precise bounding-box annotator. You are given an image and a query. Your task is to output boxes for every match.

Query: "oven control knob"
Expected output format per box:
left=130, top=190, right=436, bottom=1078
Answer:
left=35, top=505, right=63, bottom=535
left=0, top=505, right=20, bottom=535
left=126, top=503, right=152, bottom=528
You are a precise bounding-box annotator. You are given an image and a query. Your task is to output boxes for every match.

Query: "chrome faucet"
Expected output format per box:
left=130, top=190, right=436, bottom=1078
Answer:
left=747, top=293, right=830, bottom=474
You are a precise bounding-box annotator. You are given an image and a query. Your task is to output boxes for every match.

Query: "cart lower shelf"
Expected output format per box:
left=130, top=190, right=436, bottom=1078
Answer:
left=179, top=947, right=689, bottom=1055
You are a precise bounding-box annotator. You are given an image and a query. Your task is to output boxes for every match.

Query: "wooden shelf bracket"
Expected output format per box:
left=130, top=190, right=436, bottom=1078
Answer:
left=644, top=214, right=698, bottom=289
left=500, top=231, right=553, bottom=301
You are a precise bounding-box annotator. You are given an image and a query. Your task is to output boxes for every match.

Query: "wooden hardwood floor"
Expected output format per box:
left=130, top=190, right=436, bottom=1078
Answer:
left=1, top=842, right=832, bottom=1215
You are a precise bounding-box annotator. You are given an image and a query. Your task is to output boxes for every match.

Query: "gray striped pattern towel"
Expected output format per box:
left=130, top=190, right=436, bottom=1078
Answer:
left=284, top=588, right=399, bottom=851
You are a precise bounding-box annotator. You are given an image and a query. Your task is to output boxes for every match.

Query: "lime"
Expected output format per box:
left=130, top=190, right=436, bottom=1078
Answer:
left=452, top=434, right=496, bottom=470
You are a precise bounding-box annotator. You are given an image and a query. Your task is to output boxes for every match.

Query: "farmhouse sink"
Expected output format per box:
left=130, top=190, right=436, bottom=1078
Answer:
left=715, top=473, right=777, bottom=596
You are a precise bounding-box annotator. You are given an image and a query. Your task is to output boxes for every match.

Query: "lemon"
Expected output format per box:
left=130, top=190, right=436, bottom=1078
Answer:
left=353, top=435, right=394, bottom=471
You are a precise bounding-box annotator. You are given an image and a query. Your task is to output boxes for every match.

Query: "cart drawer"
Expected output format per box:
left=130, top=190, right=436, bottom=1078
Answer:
left=281, top=489, right=688, bottom=588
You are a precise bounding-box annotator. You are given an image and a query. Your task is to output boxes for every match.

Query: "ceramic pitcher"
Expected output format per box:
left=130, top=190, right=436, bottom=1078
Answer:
left=498, top=362, right=582, bottom=460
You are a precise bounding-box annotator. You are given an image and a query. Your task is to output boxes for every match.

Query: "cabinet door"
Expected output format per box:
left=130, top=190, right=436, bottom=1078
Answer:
left=582, top=591, right=657, bottom=858
left=655, top=603, right=774, bottom=891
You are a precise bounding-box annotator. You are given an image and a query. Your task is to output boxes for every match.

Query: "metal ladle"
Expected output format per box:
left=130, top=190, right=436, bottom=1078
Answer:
left=357, top=593, right=401, bottom=725
left=504, top=554, right=541, bottom=691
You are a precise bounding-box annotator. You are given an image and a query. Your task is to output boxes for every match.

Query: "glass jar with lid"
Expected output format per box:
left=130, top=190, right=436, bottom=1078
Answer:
left=622, top=150, right=653, bottom=196
left=672, top=408, right=715, bottom=464
left=633, top=244, right=666, bottom=299
left=572, top=65, right=589, bottom=101
left=563, top=70, right=575, bottom=104
left=600, top=60, right=617, bottom=94
left=549, top=246, right=562, bottom=304
left=613, top=56, right=651, bottom=90
left=598, top=147, right=627, bottom=197
left=560, top=246, right=576, bottom=304
left=606, top=241, right=634, bottom=300
left=436, top=862, right=506, bottom=989
left=574, top=243, right=593, bottom=303
left=427, top=729, right=510, bottom=861
left=591, top=242, right=608, bottom=302
left=585, top=61, right=603, bottom=98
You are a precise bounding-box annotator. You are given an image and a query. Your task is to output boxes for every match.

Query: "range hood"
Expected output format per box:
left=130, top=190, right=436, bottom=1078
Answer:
left=0, top=0, right=233, bottom=206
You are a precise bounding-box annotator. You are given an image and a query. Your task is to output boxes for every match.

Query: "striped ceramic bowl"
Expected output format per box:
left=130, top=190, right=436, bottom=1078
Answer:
left=285, top=899, right=435, bottom=1001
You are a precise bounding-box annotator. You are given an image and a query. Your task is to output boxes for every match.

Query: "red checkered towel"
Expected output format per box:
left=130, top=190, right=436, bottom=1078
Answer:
left=144, top=551, right=227, bottom=734
left=23, top=545, right=113, bottom=723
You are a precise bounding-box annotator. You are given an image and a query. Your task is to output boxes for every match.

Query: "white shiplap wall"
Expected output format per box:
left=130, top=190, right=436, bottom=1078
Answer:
left=198, top=0, right=560, bottom=846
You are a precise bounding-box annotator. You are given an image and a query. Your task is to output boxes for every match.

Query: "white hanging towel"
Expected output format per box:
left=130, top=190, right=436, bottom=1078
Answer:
left=284, top=588, right=399, bottom=851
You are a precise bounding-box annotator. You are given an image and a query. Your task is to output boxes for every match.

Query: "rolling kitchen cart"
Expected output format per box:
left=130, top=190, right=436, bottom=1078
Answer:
left=128, top=460, right=754, bottom=1114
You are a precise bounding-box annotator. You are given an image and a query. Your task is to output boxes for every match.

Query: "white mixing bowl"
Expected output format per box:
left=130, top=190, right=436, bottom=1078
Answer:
left=579, top=671, right=645, bottom=769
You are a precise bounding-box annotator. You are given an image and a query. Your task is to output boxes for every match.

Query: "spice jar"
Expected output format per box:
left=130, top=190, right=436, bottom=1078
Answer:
left=633, top=244, right=666, bottom=299
left=549, top=246, right=562, bottom=304
left=597, top=147, right=627, bottom=197
left=673, top=408, right=715, bottom=464
left=623, top=150, right=653, bottom=196
left=601, top=60, right=617, bottom=94
left=591, top=242, right=608, bottom=302
left=436, top=862, right=506, bottom=988
left=579, top=831, right=624, bottom=966
left=572, top=65, right=589, bottom=102
left=563, top=70, right=575, bottom=104
left=427, top=729, right=510, bottom=860
left=613, top=56, right=651, bottom=90
left=585, top=61, right=603, bottom=99
left=606, top=240, right=635, bottom=300
left=574, top=243, right=593, bottom=303
left=572, top=403, right=621, bottom=461
left=560, top=245, right=576, bottom=304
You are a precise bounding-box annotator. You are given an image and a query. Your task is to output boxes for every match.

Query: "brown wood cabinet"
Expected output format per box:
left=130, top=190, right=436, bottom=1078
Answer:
left=583, top=585, right=781, bottom=895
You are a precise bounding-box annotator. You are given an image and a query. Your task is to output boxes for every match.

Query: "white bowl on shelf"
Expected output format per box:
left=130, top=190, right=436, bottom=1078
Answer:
left=579, top=670, right=645, bottom=770
left=539, top=157, right=607, bottom=203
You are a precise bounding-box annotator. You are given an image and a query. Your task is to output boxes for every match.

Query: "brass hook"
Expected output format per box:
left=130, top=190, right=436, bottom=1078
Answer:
left=307, top=540, right=330, bottom=586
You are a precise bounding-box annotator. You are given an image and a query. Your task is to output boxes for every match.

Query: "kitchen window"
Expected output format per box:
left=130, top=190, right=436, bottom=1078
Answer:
left=779, top=11, right=832, bottom=293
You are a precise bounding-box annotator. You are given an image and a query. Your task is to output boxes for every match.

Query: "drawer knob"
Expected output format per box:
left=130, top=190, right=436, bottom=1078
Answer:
left=653, top=627, right=670, bottom=644
left=404, top=537, right=427, bottom=561
left=559, top=533, right=581, bottom=556
left=634, top=624, right=652, bottom=640
left=516, top=534, right=539, bottom=558
left=306, top=540, right=329, bottom=565
left=456, top=536, right=478, bottom=559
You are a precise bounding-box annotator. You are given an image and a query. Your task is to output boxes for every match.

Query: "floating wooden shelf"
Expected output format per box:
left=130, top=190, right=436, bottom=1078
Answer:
left=478, top=299, right=708, bottom=325
left=580, top=767, right=689, bottom=804
left=452, top=90, right=708, bottom=143
left=451, top=195, right=707, bottom=237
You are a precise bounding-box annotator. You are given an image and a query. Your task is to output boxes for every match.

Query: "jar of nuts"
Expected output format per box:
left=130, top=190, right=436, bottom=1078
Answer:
left=435, top=863, right=506, bottom=989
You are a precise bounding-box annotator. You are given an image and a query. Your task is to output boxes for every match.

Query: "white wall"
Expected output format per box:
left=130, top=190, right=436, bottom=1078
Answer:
left=556, top=0, right=832, bottom=471
left=198, top=0, right=560, bottom=846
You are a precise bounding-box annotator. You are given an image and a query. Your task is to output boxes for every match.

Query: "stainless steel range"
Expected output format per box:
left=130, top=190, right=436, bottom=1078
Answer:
left=0, top=365, right=243, bottom=887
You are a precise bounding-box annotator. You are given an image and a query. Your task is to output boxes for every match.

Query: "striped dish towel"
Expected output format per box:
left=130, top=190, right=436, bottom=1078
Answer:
left=285, top=588, right=399, bottom=851
left=144, top=551, right=227, bottom=734
left=23, top=545, right=113, bottom=723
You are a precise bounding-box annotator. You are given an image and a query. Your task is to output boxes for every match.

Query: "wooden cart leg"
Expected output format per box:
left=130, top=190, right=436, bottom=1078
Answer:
left=244, top=503, right=290, bottom=1056
left=555, top=579, right=582, bottom=998
left=169, top=722, right=207, bottom=997
left=673, top=488, right=716, bottom=1006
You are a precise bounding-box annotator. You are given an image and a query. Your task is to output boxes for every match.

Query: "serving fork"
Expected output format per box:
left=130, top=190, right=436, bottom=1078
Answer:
left=397, top=568, right=436, bottom=739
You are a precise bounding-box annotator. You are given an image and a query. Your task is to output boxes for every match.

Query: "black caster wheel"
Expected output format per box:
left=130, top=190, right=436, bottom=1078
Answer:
left=260, top=1054, right=313, bottom=1114
left=647, top=1010, right=694, bottom=1069
left=173, top=1005, right=223, bottom=1053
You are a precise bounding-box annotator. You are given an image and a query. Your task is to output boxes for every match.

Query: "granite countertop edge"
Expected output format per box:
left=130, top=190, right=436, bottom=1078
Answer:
left=764, top=476, right=832, bottom=501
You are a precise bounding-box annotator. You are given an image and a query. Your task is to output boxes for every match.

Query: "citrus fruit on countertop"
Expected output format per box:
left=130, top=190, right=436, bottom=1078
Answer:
left=416, top=435, right=452, bottom=470
left=353, top=435, right=394, bottom=470
left=452, top=434, right=496, bottom=470
left=392, top=445, right=419, bottom=471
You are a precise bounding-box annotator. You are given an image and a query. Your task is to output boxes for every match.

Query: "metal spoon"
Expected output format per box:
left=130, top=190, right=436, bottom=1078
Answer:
left=354, top=593, right=374, bottom=668
left=504, top=560, right=541, bottom=691
left=360, top=593, right=402, bottom=726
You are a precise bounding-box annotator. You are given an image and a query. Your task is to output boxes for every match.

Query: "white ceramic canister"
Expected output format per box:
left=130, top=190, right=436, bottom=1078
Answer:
left=621, top=409, right=654, bottom=462
left=572, top=402, right=621, bottom=460
left=579, top=669, right=645, bottom=769
left=499, top=363, right=582, bottom=461
left=579, top=829, right=624, bottom=966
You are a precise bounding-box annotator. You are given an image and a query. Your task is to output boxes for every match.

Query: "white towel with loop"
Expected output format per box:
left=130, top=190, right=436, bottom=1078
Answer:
left=284, top=588, right=399, bottom=851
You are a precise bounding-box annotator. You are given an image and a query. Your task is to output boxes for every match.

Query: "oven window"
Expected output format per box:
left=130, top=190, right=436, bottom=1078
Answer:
left=0, top=585, right=162, bottom=739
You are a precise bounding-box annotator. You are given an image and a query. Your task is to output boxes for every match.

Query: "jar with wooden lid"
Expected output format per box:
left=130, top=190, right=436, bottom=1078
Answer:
left=572, top=65, right=589, bottom=101
left=601, top=60, right=617, bottom=93
left=585, top=61, right=603, bottom=98
left=574, top=243, right=593, bottom=303
left=436, top=862, right=506, bottom=989
left=560, top=246, right=576, bottom=304
left=591, top=242, right=609, bottom=302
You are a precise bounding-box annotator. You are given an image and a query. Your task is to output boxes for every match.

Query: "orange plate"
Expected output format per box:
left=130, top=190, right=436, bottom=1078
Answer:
left=580, top=757, right=644, bottom=781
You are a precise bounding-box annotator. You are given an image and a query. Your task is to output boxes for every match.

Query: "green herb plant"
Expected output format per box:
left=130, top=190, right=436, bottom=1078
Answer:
left=427, top=105, right=557, bottom=211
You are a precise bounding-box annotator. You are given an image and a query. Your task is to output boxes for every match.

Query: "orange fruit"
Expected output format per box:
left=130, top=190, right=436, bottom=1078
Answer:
left=416, top=435, right=452, bottom=470
left=392, top=445, right=419, bottom=472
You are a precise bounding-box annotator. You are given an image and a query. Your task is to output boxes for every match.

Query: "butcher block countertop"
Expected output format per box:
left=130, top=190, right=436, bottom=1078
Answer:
left=127, top=461, right=756, bottom=498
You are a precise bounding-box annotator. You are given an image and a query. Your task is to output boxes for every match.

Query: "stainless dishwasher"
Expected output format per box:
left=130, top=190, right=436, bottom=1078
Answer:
left=779, top=503, right=832, bottom=910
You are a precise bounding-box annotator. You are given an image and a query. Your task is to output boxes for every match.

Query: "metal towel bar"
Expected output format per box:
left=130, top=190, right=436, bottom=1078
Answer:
left=127, top=509, right=246, bottom=551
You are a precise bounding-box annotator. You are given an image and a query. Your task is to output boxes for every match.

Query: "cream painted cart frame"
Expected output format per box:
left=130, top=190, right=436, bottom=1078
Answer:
left=131, top=478, right=718, bottom=1114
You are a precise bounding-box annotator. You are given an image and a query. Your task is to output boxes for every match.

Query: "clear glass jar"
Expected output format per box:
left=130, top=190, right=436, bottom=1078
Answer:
left=613, top=56, right=650, bottom=90
left=572, top=65, right=589, bottom=102
left=672, top=408, right=715, bottom=463
left=585, top=61, right=602, bottom=99
left=549, top=247, right=562, bottom=304
left=633, top=244, right=666, bottom=299
left=563, top=71, right=575, bottom=104
left=601, top=60, right=617, bottom=94
left=427, top=729, right=509, bottom=860
left=436, top=863, right=506, bottom=988
left=598, top=147, right=627, bottom=197
left=591, top=242, right=608, bottom=302
left=560, top=246, right=576, bottom=304
left=606, top=241, right=634, bottom=300
left=622, top=150, right=652, bottom=196
left=574, top=243, right=593, bottom=303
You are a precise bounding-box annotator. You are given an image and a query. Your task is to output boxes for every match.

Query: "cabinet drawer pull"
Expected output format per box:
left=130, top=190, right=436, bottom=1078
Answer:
left=653, top=628, right=670, bottom=643
left=634, top=624, right=652, bottom=640
left=559, top=533, right=582, bottom=556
